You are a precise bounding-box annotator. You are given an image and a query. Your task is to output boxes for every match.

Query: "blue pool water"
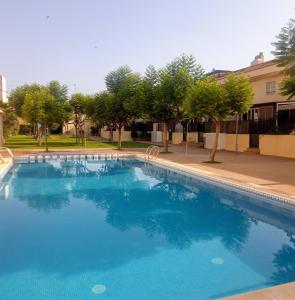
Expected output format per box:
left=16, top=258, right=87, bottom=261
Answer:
left=0, top=159, right=294, bottom=300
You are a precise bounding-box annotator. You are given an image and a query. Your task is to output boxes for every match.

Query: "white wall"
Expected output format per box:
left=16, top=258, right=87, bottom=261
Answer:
left=204, top=133, right=226, bottom=150
left=151, top=131, right=163, bottom=143
left=0, top=75, right=8, bottom=103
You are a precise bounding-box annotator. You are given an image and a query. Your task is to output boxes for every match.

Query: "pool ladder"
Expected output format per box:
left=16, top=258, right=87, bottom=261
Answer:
left=145, top=146, right=160, bottom=161
left=0, top=147, right=15, bottom=162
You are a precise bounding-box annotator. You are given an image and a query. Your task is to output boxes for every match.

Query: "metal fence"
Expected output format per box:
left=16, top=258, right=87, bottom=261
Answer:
left=201, top=119, right=295, bottom=135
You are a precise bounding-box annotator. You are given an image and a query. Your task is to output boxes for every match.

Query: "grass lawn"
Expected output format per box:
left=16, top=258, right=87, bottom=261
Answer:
left=4, top=135, right=152, bottom=150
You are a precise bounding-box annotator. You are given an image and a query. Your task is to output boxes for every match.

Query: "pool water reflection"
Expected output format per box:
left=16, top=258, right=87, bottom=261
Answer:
left=0, top=159, right=294, bottom=300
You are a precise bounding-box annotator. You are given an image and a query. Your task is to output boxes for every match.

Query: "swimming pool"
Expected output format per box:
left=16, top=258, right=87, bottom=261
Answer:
left=0, top=158, right=294, bottom=300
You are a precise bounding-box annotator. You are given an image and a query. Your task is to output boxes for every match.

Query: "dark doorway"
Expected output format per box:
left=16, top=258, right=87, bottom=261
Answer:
left=249, top=134, right=259, bottom=148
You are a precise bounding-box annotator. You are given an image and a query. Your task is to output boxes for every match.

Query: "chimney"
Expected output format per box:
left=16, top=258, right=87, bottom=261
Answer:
left=250, top=52, right=264, bottom=66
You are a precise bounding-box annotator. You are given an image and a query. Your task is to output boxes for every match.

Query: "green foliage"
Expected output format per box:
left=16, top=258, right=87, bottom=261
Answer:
left=223, top=73, right=254, bottom=114
left=136, top=65, right=159, bottom=118
left=87, top=91, right=113, bottom=127
left=280, top=75, right=295, bottom=99
left=47, top=80, right=68, bottom=103
left=104, top=66, right=142, bottom=149
left=69, top=93, right=91, bottom=144
left=23, top=87, right=65, bottom=127
left=9, top=83, right=41, bottom=117
left=185, top=75, right=253, bottom=120
left=272, top=19, right=295, bottom=75
left=0, top=103, right=18, bottom=138
left=140, top=55, right=204, bottom=122
left=166, top=54, right=204, bottom=80
left=137, top=54, right=204, bottom=152
left=69, top=93, right=89, bottom=115
left=272, top=18, right=295, bottom=98
left=184, top=77, right=226, bottom=121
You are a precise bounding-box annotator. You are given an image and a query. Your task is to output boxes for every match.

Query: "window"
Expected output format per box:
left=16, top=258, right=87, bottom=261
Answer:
left=266, top=81, right=276, bottom=95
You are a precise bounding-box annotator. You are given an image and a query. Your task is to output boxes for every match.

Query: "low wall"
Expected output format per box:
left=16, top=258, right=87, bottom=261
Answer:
left=172, top=132, right=183, bottom=144
left=260, top=135, right=295, bottom=159
left=187, top=132, right=198, bottom=143
left=113, top=130, right=132, bottom=142
left=225, top=134, right=249, bottom=152
left=101, top=128, right=110, bottom=140
left=63, top=121, right=92, bottom=137
left=101, top=128, right=132, bottom=142
left=204, top=133, right=226, bottom=150
left=151, top=131, right=163, bottom=143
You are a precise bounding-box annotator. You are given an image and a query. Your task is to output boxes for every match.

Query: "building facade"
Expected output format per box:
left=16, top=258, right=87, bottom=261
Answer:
left=217, top=53, right=294, bottom=126
left=0, top=75, right=8, bottom=103
left=204, top=53, right=295, bottom=157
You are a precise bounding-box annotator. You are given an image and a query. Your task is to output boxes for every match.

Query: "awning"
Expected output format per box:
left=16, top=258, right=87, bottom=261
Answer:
left=277, top=102, right=295, bottom=111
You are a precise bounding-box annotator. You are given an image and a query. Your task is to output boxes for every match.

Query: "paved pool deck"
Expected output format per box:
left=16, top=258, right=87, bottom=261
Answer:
left=223, top=281, right=295, bottom=300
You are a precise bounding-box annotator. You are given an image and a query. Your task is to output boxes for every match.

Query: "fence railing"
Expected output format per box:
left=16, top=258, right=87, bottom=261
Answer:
left=202, top=119, right=295, bottom=135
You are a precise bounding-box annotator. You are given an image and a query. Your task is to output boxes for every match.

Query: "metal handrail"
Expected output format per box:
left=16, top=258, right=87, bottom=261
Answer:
left=0, top=147, right=15, bottom=162
left=145, top=145, right=160, bottom=161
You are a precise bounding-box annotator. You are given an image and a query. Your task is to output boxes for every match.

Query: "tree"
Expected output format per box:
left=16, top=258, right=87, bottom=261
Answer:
left=140, top=55, right=203, bottom=153
left=272, top=18, right=295, bottom=99
left=86, top=91, right=114, bottom=139
left=0, top=102, right=18, bottom=139
left=47, top=80, right=68, bottom=103
left=223, top=74, right=254, bottom=153
left=105, top=66, right=141, bottom=149
left=69, top=93, right=90, bottom=145
left=185, top=78, right=225, bottom=162
left=9, top=84, right=41, bottom=117
left=185, top=75, right=253, bottom=162
left=166, top=54, right=204, bottom=80
left=23, top=87, right=68, bottom=151
left=47, top=81, right=71, bottom=133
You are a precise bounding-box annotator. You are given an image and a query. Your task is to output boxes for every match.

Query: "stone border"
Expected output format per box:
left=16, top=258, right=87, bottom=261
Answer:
left=134, top=155, right=295, bottom=214
left=9, top=153, right=295, bottom=213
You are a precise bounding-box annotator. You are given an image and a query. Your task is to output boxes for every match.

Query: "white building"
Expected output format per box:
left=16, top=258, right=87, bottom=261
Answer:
left=0, top=75, right=8, bottom=103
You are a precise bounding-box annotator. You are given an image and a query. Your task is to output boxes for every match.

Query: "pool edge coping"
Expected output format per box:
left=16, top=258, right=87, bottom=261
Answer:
left=134, top=154, right=295, bottom=213
left=10, top=152, right=295, bottom=212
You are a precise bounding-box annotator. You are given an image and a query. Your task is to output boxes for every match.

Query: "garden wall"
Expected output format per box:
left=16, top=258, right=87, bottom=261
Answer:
left=259, top=135, right=295, bottom=159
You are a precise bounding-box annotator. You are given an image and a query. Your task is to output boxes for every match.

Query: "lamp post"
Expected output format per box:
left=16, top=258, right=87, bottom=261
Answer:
left=185, top=118, right=193, bottom=155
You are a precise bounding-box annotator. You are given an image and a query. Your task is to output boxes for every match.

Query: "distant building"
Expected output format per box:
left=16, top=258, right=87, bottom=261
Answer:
left=206, top=69, right=231, bottom=78
left=0, top=75, right=8, bottom=103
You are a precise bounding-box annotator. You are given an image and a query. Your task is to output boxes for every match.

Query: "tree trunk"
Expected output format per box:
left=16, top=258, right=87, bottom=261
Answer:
left=45, top=125, right=48, bottom=152
left=235, top=113, right=239, bottom=155
left=37, top=127, right=42, bottom=146
left=109, top=130, right=112, bottom=141
left=118, top=127, right=122, bottom=150
left=75, top=113, right=78, bottom=144
left=163, top=122, right=169, bottom=153
left=209, top=120, right=220, bottom=162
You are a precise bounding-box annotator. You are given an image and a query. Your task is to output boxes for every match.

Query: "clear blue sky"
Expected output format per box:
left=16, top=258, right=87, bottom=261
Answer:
left=0, top=0, right=294, bottom=94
